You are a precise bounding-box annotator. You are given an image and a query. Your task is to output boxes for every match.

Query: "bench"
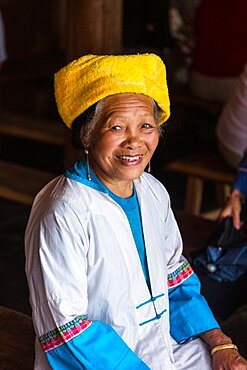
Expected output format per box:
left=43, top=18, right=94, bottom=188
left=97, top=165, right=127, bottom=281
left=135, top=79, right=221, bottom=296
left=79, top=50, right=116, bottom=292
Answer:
left=174, top=209, right=216, bottom=260
left=0, top=111, right=64, bottom=145
left=165, top=151, right=236, bottom=218
left=0, top=160, right=56, bottom=204
left=0, top=111, right=64, bottom=204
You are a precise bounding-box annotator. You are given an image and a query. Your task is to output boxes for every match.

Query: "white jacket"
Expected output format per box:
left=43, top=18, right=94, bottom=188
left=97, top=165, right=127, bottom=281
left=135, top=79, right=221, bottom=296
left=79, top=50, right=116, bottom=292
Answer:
left=25, top=171, right=212, bottom=370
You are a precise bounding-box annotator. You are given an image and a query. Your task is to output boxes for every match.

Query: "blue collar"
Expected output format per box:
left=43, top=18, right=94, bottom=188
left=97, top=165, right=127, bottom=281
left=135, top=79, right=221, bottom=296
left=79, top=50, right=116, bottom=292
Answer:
left=65, top=158, right=137, bottom=210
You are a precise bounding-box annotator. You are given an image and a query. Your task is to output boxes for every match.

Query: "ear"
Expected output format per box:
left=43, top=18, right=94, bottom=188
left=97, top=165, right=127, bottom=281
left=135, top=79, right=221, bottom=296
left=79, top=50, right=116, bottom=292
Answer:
left=80, top=130, right=90, bottom=149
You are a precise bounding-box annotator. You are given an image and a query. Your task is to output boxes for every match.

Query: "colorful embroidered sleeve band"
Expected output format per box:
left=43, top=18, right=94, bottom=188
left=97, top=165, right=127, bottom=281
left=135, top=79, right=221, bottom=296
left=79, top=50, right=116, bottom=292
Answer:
left=167, top=260, right=193, bottom=288
left=39, top=315, right=92, bottom=352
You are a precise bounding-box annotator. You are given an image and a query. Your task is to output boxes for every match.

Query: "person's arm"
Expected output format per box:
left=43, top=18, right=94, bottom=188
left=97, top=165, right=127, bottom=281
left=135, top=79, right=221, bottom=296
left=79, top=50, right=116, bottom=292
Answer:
left=219, top=149, right=247, bottom=229
left=168, top=265, right=247, bottom=369
left=168, top=261, right=220, bottom=343
left=233, top=150, right=247, bottom=198
left=164, top=208, right=219, bottom=342
left=43, top=319, right=149, bottom=370
left=166, top=207, right=247, bottom=369
left=25, top=203, right=149, bottom=370
left=219, top=189, right=243, bottom=229
left=200, top=329, right=247, bottom=370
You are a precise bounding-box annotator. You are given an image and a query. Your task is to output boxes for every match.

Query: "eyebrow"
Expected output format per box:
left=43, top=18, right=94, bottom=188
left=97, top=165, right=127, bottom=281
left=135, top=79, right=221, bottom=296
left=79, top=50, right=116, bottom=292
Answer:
left=107, top=112, right=154, bottom=119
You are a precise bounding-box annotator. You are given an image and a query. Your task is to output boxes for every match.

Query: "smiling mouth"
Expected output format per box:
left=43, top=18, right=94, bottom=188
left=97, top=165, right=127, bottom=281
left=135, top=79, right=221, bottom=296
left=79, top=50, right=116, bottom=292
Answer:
left=116, top=155, right=143, bottom=162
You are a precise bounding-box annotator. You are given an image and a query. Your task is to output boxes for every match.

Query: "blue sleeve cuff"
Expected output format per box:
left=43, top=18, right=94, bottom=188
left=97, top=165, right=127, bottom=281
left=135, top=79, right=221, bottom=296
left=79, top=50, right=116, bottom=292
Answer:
left=46, top=320, right=150, bottom=369
left=168, top=273, right=220, bottom=343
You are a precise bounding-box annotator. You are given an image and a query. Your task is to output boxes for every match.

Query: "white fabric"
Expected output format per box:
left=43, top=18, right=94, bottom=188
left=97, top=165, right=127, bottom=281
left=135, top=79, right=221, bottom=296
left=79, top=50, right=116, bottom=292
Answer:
left=25, top=173, right=212, bottom=370
left=216, top=64, right=247, bottom=164
left=171, top=337, right=211, bottom=370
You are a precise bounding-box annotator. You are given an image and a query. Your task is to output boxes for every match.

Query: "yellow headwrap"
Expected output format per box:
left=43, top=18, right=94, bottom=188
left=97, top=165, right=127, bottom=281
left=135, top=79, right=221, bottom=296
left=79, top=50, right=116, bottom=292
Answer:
left=54, top=53, right=170, bottom=128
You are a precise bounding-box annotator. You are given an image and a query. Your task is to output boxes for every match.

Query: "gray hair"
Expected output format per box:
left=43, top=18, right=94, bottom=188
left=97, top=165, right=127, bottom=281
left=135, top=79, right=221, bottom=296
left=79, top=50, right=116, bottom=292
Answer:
left=80, top=100, right=105, bottom=147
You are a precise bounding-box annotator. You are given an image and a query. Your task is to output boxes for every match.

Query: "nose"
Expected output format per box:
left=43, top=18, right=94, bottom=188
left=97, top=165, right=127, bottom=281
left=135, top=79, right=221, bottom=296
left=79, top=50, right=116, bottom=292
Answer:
left=122, top=129, right=142, bottom=150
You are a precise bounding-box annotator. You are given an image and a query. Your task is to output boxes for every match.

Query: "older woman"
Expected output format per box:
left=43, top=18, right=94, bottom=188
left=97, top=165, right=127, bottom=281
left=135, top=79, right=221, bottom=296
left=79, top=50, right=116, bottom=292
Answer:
left=25, top=54, right=247, bottom=370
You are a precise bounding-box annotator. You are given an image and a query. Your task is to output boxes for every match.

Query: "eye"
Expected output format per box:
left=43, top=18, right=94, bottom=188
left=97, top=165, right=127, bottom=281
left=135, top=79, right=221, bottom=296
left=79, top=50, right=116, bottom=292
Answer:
left=141, top=123, right=153, bottom=129
left=110, top=125, right=122, bottom=131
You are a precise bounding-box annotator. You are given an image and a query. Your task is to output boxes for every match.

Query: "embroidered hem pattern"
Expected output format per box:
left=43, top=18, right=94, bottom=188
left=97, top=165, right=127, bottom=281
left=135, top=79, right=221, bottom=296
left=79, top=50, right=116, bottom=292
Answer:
left=39, top=316, right=92, bottom=352
left=167, top=261, right=194, bottom=288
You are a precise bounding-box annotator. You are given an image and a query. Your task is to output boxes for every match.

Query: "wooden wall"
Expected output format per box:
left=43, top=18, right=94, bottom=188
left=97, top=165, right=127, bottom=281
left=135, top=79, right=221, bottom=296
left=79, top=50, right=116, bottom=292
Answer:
left=0, top=0, right=124, bottom=179
left=0, top=0, right=123, bottom=116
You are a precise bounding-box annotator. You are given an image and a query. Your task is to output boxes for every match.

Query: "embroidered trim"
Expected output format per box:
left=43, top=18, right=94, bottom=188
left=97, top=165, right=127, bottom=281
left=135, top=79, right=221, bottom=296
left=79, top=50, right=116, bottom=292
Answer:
left=167, top=261, right=193, bottom=288
left=39, top=316, right=92, bottom=352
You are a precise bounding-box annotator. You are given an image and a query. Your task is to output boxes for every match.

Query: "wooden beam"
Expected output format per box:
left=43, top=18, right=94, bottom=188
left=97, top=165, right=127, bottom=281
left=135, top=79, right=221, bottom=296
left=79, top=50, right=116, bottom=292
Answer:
left=66, top=0, right=123, bottom=59
left=0, top=112, right=64, bottom=146
left=63, top=0, right=123, bottom=168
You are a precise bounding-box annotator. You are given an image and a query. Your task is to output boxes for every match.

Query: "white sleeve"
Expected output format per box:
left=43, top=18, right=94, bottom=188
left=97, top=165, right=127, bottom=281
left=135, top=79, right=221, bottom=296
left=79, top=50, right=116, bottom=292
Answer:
left=25, top=201, right=89, bottom=336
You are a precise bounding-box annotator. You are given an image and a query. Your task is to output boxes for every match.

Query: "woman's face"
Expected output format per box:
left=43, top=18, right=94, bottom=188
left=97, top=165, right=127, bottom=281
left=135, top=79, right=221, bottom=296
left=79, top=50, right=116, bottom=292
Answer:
left=86, top=93, right=160, bottom=196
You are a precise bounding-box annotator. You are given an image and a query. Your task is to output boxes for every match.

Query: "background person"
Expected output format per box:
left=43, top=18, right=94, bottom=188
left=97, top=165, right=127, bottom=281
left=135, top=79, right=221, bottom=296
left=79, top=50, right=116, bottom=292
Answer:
left=216, top=65, right=247, bottom=170
left=219, top=150, right=247, bottom=229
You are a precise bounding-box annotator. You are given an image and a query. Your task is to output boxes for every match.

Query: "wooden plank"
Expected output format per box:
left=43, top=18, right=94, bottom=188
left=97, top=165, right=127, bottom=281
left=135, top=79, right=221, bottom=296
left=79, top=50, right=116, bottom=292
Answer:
left=0, top=160, right=56, bottom=205
left=165, top=152, right=236, bottom=184
left=184, top=177, right=204, bottom=215
left=0, top=111, right=64, bottom=146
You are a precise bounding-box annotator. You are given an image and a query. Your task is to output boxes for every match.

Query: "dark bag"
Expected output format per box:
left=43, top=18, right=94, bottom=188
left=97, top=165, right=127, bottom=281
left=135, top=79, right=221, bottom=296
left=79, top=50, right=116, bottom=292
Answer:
left=193, top=206, right=247, bottom=282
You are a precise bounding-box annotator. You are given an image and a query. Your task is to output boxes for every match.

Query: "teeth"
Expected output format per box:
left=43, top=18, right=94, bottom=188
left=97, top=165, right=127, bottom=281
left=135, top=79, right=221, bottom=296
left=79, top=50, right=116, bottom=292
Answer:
left=118, top=155, right=141, bottom=162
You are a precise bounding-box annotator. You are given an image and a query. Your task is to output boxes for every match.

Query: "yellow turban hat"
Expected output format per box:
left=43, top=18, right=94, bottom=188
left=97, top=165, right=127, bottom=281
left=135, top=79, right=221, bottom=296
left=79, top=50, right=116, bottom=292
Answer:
left=54, top=53, right=170, bottom=128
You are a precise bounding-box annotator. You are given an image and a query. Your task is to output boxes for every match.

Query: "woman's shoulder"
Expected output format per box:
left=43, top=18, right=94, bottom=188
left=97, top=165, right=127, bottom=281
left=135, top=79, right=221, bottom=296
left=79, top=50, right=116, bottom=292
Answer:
left=140, top=172, right=170, bottom=199
left=31, top=175, right=94, bottom=216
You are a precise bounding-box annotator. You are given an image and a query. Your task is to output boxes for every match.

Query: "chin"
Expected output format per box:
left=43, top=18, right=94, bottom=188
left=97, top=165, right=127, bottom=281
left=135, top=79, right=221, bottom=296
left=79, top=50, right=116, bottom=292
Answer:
left=122, top=169, right=145, bottom=180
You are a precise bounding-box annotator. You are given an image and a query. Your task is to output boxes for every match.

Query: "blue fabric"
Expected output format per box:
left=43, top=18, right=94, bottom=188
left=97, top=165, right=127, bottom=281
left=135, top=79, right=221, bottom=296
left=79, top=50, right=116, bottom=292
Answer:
left=65, top=158, right=107, bottom=194
left=46, top=321, right=150, bottom=369
left=168, top=273, right=220, bottom=343
left=233, top=150, right=247, bottom=198
left=107, top=189, right=151, bottom=289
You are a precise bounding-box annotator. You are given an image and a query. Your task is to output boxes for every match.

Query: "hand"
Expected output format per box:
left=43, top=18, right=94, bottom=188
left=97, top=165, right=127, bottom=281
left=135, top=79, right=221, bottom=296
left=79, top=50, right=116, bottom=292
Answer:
left=219, top=189, right=243, bottom=229
left=212, top=349, right=247, bottom=370
left=200, top=329, right=247, bottom=370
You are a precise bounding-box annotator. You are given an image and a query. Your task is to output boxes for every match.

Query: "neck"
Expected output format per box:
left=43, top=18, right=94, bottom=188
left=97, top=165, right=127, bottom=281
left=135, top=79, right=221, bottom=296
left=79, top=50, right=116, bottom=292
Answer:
left=99, top=175, right=134, bottom=198
left=90, top=165, right=133, bottom=198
